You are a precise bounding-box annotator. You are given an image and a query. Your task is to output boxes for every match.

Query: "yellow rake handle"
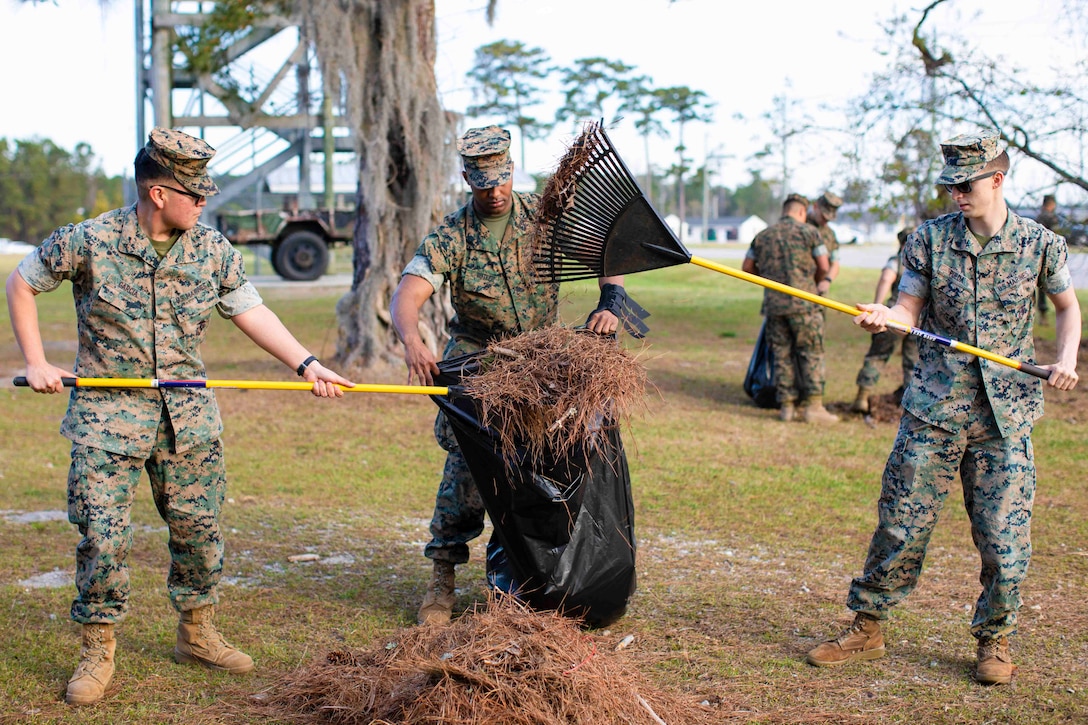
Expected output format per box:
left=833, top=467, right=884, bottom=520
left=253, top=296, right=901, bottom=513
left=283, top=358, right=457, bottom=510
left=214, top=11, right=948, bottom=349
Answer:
left=688, top=255, right=1051, bottom=381
left=12, top=377, right=454, bottom=395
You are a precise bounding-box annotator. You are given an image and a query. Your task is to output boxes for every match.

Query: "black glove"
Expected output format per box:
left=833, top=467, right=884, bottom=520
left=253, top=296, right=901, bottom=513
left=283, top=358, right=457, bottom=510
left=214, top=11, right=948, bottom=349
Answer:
left=586, top=283, right=651, bottom=338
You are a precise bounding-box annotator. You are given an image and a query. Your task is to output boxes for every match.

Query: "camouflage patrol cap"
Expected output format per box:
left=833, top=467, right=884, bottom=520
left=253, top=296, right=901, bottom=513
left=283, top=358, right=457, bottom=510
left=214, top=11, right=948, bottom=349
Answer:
left=816, top=191, right=843, bottom=220
left=936, top=130, right=1007, bottom=186
left=784, top=192, right=810, bottom=208
left=457, top=126, right=513, bottom=189
left=145, top=127, right=220, bottom=197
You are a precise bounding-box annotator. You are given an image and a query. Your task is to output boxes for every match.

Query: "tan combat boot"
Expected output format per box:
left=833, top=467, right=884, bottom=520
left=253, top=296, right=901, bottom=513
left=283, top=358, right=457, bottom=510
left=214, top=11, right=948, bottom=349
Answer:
left=417, top=560, right=456, bottom=625
left=801, top=396, right=840, bottom=423
left=851, top=386, right=873, bottom=414
left=779, top=401, right=796, bottom=422
left=976, top=637, right=1016, bottom=685
left=175, top=605, right=254, bottom=673
left=66, top=623, right=116, bottom=705
left=806, top=613, right=885, bottom=666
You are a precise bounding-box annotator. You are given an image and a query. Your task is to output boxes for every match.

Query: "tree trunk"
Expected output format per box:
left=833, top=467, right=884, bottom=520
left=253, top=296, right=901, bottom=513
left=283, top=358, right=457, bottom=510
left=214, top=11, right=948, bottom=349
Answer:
left=301, top=0, right=455, bottom=374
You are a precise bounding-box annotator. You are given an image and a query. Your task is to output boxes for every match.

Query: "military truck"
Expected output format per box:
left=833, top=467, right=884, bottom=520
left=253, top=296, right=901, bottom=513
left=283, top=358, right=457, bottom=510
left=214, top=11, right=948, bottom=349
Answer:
left=216, top=207, right=354, bottom=281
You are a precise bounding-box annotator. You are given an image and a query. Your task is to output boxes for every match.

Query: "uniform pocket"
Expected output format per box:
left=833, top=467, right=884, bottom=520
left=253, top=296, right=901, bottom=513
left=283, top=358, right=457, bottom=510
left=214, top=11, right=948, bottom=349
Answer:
left=994, top=269, right=1036, bottom=313
left=933, top=263, right=970, bottom=305
left=172, top=282, right=218, bottom=336
left=95, top=281, right=147, bottom=320
left=461, top=267, right=503, bottom=299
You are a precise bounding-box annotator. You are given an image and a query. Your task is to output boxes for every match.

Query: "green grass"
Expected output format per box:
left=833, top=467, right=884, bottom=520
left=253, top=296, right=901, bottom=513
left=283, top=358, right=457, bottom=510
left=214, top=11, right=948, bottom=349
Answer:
left=1, top=252, right=1086, bottom=723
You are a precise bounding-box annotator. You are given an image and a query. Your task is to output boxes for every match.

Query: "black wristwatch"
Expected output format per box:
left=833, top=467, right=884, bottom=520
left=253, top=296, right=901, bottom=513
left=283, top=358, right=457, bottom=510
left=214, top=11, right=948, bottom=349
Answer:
left=296, top=355, right=319, bottom=376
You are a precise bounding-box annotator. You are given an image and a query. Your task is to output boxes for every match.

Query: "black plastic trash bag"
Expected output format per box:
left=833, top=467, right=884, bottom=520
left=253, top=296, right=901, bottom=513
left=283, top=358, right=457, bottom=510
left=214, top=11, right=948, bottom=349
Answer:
left=432, top=354, right=636, bottom=627
left=743, top=319, right=779, bottom=409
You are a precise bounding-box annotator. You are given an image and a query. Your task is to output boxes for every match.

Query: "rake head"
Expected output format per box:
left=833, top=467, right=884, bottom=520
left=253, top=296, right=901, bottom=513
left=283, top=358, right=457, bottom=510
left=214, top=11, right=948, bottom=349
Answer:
left=533, top=121, right=691, bottom=283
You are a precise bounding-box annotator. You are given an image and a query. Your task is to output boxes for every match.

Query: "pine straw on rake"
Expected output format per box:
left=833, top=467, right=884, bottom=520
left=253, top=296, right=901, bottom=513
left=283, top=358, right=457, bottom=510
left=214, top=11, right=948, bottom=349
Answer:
left=536, top=127, right=595, bottom=229
left=532, top=120, right=632, bottom=283
left=244, top=591, right=711, bottom=725
left=461, top=326, right=649, bottom=465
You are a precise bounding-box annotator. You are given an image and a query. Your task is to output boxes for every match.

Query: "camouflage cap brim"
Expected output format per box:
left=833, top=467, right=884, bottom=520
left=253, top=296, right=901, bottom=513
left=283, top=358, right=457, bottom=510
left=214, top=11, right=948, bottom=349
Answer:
left=463, top=154, right=513, bottom=189
left=936, top=160, right=988, bottom=186
left=458, top=125, right=513, bottom=189
left=936, top=131, right=1007, bottom=186
left=146, top=127, right=220, bottom=197
left=145, top=147, right=219, bottom=196
left=177, top=171, right=220, bottom=197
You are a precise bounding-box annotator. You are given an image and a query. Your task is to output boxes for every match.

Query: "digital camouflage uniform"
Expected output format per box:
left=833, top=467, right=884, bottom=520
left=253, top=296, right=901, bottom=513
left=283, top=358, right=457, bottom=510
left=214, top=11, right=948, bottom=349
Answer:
left=807, top=191, right=842, bottom=286
left=404, top=191, right=559, bottom=564
left=808, top=214, right=839, bottom=274
left=745, top=215, right=830, bottom=405
left=855, top=248, right=920, bottom=389
left=17, top=204, right=262, bottom=623
left=847, top=209, right=1072, bottom=640
left=1034, top=204, right=1060, bottom=317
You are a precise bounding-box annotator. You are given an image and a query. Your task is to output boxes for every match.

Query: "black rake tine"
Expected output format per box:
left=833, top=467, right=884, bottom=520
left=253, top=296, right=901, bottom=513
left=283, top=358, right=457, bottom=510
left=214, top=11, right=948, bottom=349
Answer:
left=544, top=228, right=604, bottom=253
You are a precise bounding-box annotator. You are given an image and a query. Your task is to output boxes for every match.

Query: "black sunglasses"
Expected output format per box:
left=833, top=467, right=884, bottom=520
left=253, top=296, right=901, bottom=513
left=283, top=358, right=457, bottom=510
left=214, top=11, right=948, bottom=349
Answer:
left=155, top=184, right=204, bottom=203
left=943, top=170, right=998, bottom=195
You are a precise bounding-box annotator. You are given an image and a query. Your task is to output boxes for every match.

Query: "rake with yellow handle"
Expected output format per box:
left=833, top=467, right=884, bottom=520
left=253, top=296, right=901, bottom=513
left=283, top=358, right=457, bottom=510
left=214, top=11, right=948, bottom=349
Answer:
left=533, top=121, right=1052, bottom=382
left=13, top=376, right=459, bottom=395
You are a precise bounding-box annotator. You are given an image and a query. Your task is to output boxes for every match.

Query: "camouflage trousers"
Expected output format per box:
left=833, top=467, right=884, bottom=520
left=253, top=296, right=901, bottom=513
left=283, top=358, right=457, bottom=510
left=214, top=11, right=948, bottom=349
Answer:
left=67, top=410, right=227, bottom=623
left=855, top=330, right=919, bottom=389
left=765, top=309, right=825, bottom=404
left=847, top=407, right=1036, bottom=640
left=423, top=410, right=486, bottom=565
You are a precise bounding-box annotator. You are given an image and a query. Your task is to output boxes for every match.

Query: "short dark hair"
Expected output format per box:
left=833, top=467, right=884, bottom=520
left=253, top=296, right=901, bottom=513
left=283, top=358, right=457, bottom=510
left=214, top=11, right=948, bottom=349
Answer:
left=983, top=150, right=1010, bottom=174
left=1043, top=194, right=1056, bottom=205
left=783, top=198, right=807, bottom=214
left=134, top=147, right=174, bottom=187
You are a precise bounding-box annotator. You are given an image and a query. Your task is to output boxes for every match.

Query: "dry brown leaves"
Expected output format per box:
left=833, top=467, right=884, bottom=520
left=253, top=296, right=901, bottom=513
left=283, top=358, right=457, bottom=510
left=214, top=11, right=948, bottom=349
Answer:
left=463, top=326, right=648, bottom=465
left=248, top=591, right=710, bottom=725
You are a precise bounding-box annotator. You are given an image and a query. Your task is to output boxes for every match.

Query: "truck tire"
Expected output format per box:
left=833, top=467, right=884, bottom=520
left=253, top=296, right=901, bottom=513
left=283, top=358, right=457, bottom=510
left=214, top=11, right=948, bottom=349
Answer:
left=274, top=231, right=329, bottom=281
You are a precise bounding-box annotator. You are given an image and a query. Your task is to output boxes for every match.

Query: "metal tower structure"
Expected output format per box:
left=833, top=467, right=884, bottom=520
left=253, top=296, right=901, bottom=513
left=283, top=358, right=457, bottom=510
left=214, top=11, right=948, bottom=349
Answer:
left=136, top=0, right=353, bottom=220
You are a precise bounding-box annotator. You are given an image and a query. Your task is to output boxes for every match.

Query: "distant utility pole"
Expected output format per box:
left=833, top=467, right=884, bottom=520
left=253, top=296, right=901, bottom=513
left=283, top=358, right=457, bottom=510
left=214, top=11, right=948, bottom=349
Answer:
left=701, top=142, right=727, bottom=242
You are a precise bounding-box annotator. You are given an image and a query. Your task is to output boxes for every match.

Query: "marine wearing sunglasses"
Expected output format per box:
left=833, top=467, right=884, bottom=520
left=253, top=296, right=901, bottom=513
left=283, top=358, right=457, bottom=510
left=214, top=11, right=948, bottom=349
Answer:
left=153, top=184, right=205, bottom=203
left=943, top=170, right=999, bottom=195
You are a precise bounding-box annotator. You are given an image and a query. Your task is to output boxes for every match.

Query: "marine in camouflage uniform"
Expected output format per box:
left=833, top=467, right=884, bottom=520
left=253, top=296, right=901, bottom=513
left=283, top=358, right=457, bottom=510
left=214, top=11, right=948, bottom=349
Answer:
left=851, top=227, right=920, bottom=410
left=1033, top=194, right=1060, bottom=323
left=807, top=191, right=843, bottom=297
left=742, top=193, right=837, bottom=422
left=411, top=188, right=558, bottom=567
left=7, top=128, right=352, bottom=704
left=808, top=130, right=1081, bottom=685
left=390, top=126, right=624, bottom=625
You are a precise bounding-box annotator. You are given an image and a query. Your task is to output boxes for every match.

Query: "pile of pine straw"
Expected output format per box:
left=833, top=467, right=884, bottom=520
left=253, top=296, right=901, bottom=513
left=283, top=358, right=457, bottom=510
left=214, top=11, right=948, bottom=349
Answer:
left=247, top=592, right=711, bottom=725
left=461, top=325, right=649, bottom=465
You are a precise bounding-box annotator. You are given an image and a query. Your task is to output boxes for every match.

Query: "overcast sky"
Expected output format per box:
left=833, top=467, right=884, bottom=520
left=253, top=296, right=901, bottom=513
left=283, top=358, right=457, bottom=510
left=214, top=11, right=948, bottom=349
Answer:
left=0, top=0, right=1080, bottom=201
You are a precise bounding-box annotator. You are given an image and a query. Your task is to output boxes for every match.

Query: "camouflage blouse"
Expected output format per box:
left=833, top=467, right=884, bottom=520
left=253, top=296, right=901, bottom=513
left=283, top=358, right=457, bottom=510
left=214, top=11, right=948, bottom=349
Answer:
left=413, top=192, right=559, bottom=358
left=746, top=216, right=828, bottom=315
left=898, top=211, right=1072, bottom=436
left=17, top=205, right=262, bottom=456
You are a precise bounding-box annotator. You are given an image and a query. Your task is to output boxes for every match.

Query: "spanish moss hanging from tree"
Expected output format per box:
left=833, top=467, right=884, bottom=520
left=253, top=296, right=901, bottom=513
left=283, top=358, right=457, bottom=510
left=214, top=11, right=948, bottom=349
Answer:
left=299, top=0, right=454, bottom=371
